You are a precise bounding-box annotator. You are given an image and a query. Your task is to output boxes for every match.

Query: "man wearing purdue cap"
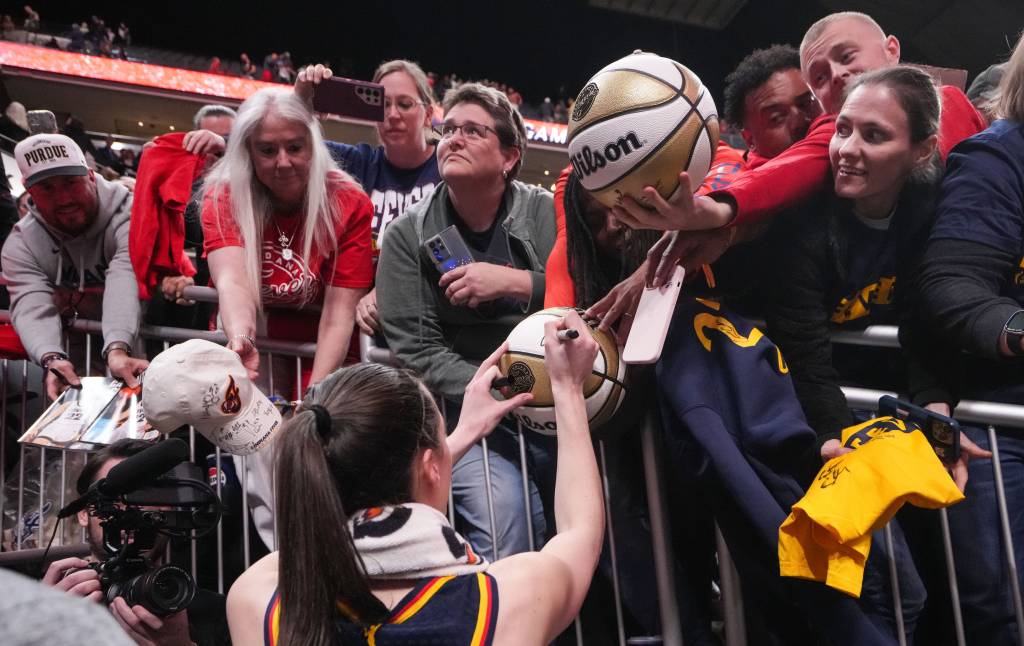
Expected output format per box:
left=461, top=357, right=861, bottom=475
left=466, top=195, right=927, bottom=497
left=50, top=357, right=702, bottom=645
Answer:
left=2, top=134, right=148, bottom=399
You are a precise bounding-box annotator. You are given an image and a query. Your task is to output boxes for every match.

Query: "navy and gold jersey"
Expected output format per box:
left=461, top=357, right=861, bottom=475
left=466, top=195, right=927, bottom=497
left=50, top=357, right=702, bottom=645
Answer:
left=264, top=572, right=498, bottom=646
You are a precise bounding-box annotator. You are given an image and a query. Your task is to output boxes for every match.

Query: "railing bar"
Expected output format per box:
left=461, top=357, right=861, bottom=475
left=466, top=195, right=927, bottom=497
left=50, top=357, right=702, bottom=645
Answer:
left=599, top=440, right=626, bottom=646
left=214, top=446, right=224, bottom=595
left=241, top=454, right=251, bottom=568
left=883, top=522, right=907, bottom=646
left=480, top=436, right=499, bottom=562
left=0, top=359, right=8, bottom=525
left=37, top=446, right=45, bottom=546
left=517, top=421, right=535, bottom=552
left=939, top=508, right=967, bottom=646
left=987, top=425, right=1024, bottom=646
left=640, top=410, right=684, bottom=646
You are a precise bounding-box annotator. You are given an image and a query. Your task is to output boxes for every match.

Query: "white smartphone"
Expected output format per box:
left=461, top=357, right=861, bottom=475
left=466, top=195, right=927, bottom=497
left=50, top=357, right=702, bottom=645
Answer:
left=622, top=266, right=686, bottom=364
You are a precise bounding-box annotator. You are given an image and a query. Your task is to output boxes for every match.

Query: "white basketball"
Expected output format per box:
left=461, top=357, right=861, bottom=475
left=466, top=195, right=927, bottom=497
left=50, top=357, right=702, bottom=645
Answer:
left=498, top=308, right=627, bottom=435
left=567, top=51, right=719, bottom=209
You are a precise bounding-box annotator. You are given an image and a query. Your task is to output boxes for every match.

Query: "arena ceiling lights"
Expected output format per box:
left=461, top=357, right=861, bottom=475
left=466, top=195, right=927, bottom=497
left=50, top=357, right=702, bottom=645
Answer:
left=588, top=0, right=748, bottom=29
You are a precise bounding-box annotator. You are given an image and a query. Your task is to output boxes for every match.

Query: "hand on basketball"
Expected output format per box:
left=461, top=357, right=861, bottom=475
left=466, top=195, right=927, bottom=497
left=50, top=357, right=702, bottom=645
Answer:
left=453, top=342, right=533, bottom=448
left=439, top=264, right=530, bottom=308
left=611, top=172, right=735, bottom=232
left=645, top=227, right=734, bottom=288
left=585, top=261, right=647, bottom=345
left=544, top=311, right=598, bottom=390
left=295, top=64, right=332, bottom=106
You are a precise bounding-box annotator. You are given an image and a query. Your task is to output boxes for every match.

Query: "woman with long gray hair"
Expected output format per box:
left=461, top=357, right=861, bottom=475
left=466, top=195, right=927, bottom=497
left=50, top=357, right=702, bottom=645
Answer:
left=201, top=86, right=373, bottom=393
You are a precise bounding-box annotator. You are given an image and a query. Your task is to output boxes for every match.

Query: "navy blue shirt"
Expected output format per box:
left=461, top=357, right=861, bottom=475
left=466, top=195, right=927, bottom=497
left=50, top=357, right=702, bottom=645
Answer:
left=915, top=119, right=1024, bottom=404
left=929, top=119, right=1024, bottom=307
left=326, top=142, right=440, bottom=255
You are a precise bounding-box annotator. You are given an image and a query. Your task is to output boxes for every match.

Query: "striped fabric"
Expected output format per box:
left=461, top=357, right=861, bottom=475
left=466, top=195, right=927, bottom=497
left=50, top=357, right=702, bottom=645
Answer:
left=264, top=572, right=498, bottom=646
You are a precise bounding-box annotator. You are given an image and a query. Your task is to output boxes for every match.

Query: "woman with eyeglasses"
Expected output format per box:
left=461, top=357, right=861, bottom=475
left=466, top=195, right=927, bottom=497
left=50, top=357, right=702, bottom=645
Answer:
left=296, top=60, right=441, bottom=338
left=376, top=83, right=559, bottom=560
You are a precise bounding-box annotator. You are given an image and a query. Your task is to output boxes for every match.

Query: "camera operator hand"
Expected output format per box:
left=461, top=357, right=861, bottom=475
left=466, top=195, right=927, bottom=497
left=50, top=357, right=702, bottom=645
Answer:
left=110, top=597, right=195, bottom=646
left=42, top=556, right=102, bottom=602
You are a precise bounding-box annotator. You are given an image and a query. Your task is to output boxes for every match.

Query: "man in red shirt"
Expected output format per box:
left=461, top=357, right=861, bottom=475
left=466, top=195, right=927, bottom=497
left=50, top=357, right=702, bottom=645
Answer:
left=614, top=11, right=987, bottom=285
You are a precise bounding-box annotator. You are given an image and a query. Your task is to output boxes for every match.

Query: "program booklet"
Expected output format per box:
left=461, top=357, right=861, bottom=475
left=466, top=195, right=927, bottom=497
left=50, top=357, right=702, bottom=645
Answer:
left=18, top=377, right=159, bottom=450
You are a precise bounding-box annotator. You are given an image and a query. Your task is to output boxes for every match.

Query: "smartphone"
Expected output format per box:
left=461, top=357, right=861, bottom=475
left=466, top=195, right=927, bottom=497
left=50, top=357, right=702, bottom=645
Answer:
left=26, top=110, right=58, bottom=135
left=312, top=77, right=385, bottom=122
left=878, top=395, right=962, bottom=464
left=423, top=225, right=475, bottom=274
left=622, top=266, right=685, bottom=364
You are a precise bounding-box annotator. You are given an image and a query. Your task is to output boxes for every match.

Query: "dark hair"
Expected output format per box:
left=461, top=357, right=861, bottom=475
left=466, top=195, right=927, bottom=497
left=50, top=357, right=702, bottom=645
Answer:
left=442, top=82, right=527, bottom=181
left=564, top=171, right=659, bottom=307
left=76, top=439, right=156, bottom=495
left=842, top=65, right=941, bottom=182
left=844, top=65, right=940, bottom=144
left=275, top=363, right=442, bottom=646
left=722, top=44, right=801, bottom=129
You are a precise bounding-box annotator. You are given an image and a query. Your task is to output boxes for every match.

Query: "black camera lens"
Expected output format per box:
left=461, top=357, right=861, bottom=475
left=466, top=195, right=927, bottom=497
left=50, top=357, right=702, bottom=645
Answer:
left=118, top=565, right=196, bottom=617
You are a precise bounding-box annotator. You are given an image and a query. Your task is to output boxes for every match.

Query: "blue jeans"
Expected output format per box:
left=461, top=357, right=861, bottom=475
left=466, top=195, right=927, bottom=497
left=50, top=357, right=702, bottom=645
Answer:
left=444, top=398, right=556, bottom=560
left=847, top=409, right=927, bottom=644
left=859, top=515, right=927, bottom=644
left=944, top=425, right=1024, bottom=646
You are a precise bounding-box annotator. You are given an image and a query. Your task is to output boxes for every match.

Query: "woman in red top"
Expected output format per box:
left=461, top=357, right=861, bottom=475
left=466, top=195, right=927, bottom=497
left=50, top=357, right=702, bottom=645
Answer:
left=202, top=87, right=373, bottom=392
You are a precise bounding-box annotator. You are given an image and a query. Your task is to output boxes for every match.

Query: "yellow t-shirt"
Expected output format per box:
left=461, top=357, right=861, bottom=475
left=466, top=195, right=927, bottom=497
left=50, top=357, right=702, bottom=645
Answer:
left=778, top=417, right=964, bottom=597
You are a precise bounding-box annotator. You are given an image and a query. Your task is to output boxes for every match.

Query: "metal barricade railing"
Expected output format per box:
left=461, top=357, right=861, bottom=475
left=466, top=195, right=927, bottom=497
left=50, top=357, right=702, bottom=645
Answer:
left=3, top=310, right=1024, bottom=646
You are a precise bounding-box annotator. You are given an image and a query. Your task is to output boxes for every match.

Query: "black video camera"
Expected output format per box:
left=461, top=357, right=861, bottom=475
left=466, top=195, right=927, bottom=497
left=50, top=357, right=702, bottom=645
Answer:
left=58, top=440, right=223, bottom=617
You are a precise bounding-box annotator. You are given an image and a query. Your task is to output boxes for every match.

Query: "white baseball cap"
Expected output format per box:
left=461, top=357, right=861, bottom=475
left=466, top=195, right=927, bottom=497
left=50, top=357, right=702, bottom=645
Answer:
left=142, top=339, right=282, bottom=455
left=14, top=134, right=90, bottom=188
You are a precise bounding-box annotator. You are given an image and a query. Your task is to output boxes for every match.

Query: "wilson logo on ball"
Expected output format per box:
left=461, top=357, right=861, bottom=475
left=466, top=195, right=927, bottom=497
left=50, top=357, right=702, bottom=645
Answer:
left=570, top=132, right=644, bottom=178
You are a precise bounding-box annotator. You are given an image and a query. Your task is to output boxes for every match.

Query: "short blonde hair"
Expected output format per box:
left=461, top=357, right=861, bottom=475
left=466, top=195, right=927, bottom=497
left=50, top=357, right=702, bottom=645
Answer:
left=800, top=11, right=886, bottom=62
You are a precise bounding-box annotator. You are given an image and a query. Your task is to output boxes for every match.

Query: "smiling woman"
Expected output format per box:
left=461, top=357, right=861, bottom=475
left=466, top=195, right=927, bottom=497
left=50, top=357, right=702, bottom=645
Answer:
left=764, top=66, right=951, bottom=640
left=200, top=87, right=373, bottom=397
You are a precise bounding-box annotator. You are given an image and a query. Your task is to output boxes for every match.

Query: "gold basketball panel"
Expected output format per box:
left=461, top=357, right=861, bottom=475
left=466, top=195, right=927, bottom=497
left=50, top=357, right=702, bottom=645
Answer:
left=588, top=113, right=717, bottom=209
left=568, top=70, right=679, bottom=137
left=499, top=352, right=606, bottom=408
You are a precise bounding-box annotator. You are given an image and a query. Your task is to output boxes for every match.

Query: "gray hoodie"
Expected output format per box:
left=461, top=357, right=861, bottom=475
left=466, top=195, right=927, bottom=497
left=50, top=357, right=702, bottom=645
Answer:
left=2, top=175, right=140, bottom=364
left=377, top=180, right=556, bottom=399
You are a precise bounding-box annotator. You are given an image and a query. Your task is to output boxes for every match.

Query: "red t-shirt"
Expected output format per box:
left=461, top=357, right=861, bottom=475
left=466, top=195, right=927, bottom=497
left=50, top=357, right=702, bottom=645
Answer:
left=716, top=85, right=987, bottom=227
left=202, top=178, right=373, bottom=364
left=544, top=141, right=747, bottom=308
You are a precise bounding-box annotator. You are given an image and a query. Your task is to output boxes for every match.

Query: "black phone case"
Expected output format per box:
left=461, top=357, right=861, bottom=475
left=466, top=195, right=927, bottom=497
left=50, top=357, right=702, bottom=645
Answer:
left=878, top=395, right=962, bottom=463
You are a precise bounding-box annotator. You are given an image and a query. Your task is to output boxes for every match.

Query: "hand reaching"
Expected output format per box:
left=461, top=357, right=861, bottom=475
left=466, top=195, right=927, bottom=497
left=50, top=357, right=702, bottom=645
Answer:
left=610, top=172, right=735, bottom=231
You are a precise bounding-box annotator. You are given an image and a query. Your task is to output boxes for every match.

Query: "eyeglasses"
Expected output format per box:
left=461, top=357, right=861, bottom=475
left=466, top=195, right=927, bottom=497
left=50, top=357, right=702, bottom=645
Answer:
left=432, top=122, right=497, bottom=141
left=385, top=96, right=425, bottom=113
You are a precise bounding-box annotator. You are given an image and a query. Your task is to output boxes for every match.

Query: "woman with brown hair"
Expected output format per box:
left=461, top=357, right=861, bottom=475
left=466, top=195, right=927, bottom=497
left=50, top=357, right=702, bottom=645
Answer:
left=225, top=311, right=604, bottom=646
left=296, top=60, right=441, bottom=337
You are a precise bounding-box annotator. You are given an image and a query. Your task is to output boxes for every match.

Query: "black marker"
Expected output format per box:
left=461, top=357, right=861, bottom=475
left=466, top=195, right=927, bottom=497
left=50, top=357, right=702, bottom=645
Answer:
left=556, top=329, right=580, bottom=340
left=49, top=368, right=82, bottom=390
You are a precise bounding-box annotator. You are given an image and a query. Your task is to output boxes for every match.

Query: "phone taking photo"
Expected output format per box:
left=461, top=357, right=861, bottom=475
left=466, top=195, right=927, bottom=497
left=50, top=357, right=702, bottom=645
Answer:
left=312, top=77, right=386, bottom=122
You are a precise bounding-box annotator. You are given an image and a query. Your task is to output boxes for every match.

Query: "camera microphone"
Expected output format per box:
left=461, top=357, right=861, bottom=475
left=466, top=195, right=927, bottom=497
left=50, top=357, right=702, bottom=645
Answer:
left=100, top=439, right=190, bottom=497
left=58, top=439, right=191, bottom=518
